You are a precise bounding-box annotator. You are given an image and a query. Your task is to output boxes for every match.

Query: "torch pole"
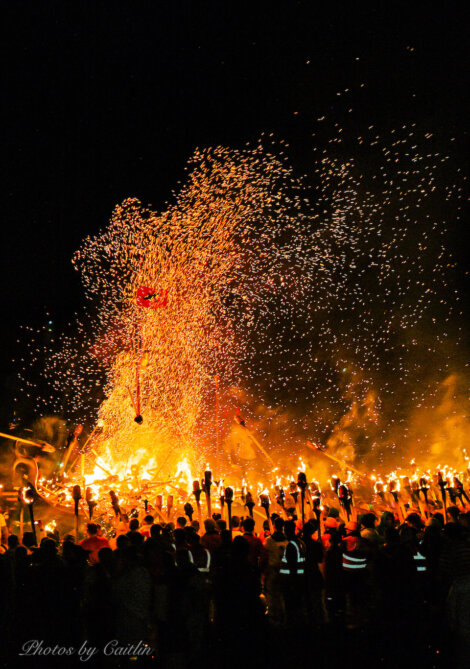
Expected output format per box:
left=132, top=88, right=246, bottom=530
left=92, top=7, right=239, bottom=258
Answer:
left=28, top=501, right=37, bottom=546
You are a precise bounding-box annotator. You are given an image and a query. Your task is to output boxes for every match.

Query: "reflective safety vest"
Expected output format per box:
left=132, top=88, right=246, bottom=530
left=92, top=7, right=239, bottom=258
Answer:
left=413, top=550, right=427, bottom=573
left=342, top=552, right=367, bottom=572
left=188, top=548, right=211, bottom=573
left=280, top=541, right=306, bottom=575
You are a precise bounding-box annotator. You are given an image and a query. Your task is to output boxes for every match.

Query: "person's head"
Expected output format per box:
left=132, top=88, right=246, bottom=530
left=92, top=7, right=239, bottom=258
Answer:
left=446, top=506, right=460, bottom=523
left=143, top=515, right=154, bottom=526
left=40, top=537, right=57, bottom=556
left=216, top=519, right=227, bottom=532
left=22, top=531, right=36, bottom=549
left=405, top=512, right=423, bottom=531
left=231, top=535, right=249, bottom=560
left=361, top=513, right=377, bottom=530
left=432, top=512, right=445, bottom=529
left=345, top=520, right=359, bottom=534
left=87, top=523, right=99, bottom=537
left=274, top=517, right=285, bottom=533
left=174, top=528, right=187, bottom=549
left=284, top=520, right=296, bottom=540
left=128, top=530, right=144, bottom=547
left=212, top=513, right=221, bottom=522
left=150, top=523, right=162, bottom=539
left=8, top=534, right=19, bottom=550
left=327, top=507, right=340, bottom=520
left=324, top=517, right=339, bottom=532
left=129, top=518, right=140, bottom=532
left=379, top=511, right=395, bottom=528
left=97, top=546, right=113, bottom=567
left=231, top=515, right=240, bottom=529
left=204, top=518, right=217, bottom=533
left=242, top=517, right=255, bottom=534
left=191, top=519, right=200, bottom=533
left=116, top=534, right=130, bottom=550
left=187, top=531, right=201, bottom=548
left=176, top=516, right=187, bottom=529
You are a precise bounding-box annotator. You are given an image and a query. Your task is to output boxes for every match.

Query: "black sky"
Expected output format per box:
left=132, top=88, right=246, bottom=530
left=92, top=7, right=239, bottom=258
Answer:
left=1, top=1, right=469, bottom=422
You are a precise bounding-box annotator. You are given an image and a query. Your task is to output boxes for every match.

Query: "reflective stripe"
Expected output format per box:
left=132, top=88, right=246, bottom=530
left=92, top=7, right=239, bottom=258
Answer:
left=342, top=552, right=367, bottom=571
left=280, top=541, right=305, bottom=574
left=188, top=549, right=211, bottom=573
left=413, top=551, right=427, bottom=572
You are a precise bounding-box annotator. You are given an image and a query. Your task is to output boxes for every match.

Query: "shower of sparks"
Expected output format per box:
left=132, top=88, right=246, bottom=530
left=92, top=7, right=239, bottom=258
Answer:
left=15, top=120, right=465, bottom=476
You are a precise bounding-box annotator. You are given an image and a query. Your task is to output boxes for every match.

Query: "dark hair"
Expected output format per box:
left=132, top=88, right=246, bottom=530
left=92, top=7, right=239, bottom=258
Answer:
left=361, top=513, right=377, bottom=529
left=242, top=517, right=255, bottom=533
left=150, top=523, right=162, bottom=539
left=22, top=531, right=36, bottom=548
left=129, top=518, right=140, bottom=531
left=87, top=523, right=98, bottom=535
left=274, top=517, right=285, bottom=532
left=284, top=520, right=296, bottom=539
left=231, top=515, right=240, bottom=528
left=176, top=516, right=187, bottom=527
left=116, top=534, right=130, bottom=549
left=8, top=534, right=19, bottom=549
left=216, top=519, right=227, bottom=532
left=143, top=515, right=154, bottom=525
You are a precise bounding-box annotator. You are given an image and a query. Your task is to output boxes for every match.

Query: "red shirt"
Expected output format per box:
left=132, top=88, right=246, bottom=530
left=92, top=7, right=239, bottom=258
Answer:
left=243, top=533, right=264, bottom=567
left=80, top=535, right=110, bottom=564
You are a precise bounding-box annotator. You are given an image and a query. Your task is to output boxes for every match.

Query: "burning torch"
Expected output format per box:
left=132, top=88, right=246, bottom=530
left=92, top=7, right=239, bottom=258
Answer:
left=20, top=484, right=37, bottom=545
left=184, top=502, right=194, bottom=522
left=109, top=490, right=121, bottom=517
left=259, top=491, right=272, bottom=532
left=297, top=471, right=308, bottom=527
left=193, top=480, right=202, bottom=522
left=85, top=487, right=97, bottom=520
left=225, top=486, right=234, bottom=538
left=454, top=476, right=470, bottom=507
left=72, top=484, right=82, bottom=540
left=245, top=491, right=255, bottom=518
left=203, top=467, right=213, bottom=519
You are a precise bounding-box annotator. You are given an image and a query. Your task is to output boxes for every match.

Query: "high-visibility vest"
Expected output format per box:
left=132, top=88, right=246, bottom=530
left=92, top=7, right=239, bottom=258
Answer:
left=342, top=552, right=367, bottom=572
left=188, top=548, right=211, bottom=573
left=280, top=541, right=306, bottom=575
left=413, top=550, right=427, bottom=573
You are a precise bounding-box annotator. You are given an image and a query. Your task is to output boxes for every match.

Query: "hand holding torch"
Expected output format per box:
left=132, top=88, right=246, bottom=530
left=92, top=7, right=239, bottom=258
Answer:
left=167, top=494, right=174, bottom=521
left=454, top=476, right=470, bottom=507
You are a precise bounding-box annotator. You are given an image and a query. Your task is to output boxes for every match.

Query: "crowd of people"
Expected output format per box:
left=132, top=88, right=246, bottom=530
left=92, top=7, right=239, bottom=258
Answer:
left=1, top=503, right=470, bottom=668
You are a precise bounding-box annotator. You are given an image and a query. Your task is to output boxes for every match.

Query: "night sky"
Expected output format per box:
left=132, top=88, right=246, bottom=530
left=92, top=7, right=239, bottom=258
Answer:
left=1, top=2, right=469, bottom=425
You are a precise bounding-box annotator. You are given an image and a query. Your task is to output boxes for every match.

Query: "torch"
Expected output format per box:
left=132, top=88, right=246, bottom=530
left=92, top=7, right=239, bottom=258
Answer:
left=155, top=494, right=165, bottom=523
left=219, top=485, right=225, bottom=520
left=20, top=485, right=37, bottom=545
left=454, top=476, right=470, bottom=507
left=167, top=495, right=174, bottom=521
left=374, top=480, right=385, bottom=503
left=203, top=467, right=213, bottom=519
left=225, top=486, right=234, bottom=538
left=297, top=471, right=308, bottom=527
left=193, top=480, right=202, bottom=522
left=338, top=483, right=352, bottom=521
left=72, top=484, right=82, bottom=541
left=275, top=485, right=287, bottom=518
left=259, top=491, right=272, bottom=532
left=110, top=490, right=121, bottom=517
left=17, top=487, right=24, bottom=542
left=245, top=491, right=255, bottom=518
left=184, top=502, right=194, bottom=522
left=436, top=471, right=447, bottom=518
left=85, top=487, right=97, bottom=520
